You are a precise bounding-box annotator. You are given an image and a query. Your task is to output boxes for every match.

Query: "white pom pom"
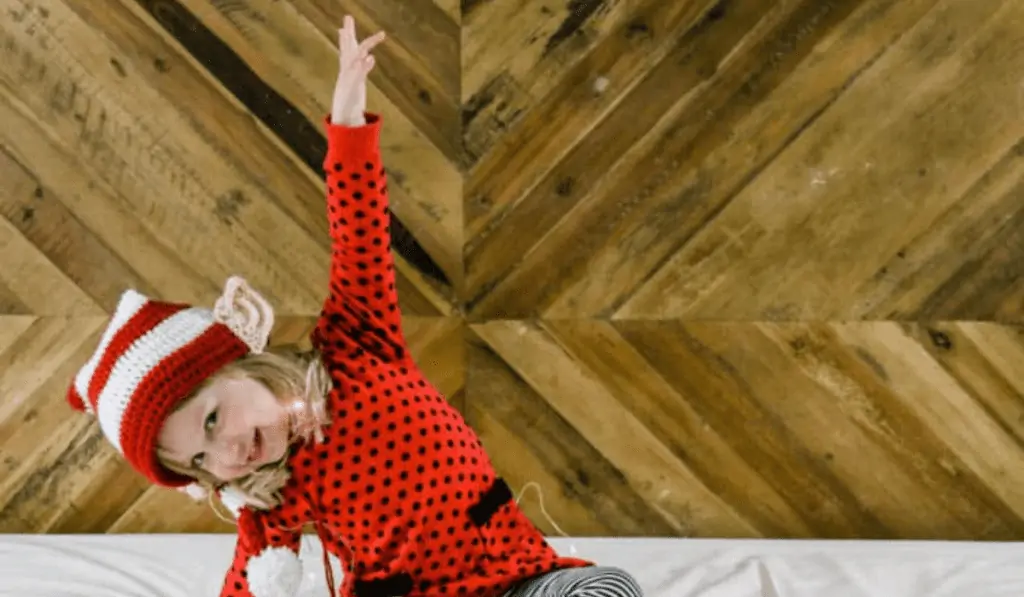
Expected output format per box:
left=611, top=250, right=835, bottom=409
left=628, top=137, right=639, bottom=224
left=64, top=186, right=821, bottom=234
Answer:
left=218, top=485, right=248, bottom=518
left=180, top=483, right=208, bottom=500
left=247, top=546, right=302, bottom=597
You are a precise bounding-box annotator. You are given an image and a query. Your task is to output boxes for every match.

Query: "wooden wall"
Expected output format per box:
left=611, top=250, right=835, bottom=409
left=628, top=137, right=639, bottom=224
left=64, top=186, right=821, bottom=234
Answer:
left=1, top=0, right=1023, bottom=539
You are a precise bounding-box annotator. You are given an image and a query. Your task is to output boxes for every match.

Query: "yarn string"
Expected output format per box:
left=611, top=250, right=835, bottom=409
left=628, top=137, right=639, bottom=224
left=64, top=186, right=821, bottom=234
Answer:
left=515, top=481, right=570, bottom=538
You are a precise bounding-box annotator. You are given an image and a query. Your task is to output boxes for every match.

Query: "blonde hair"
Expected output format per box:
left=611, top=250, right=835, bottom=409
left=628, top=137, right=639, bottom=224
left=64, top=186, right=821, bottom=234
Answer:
left=158, top=345, right=332, bottom=513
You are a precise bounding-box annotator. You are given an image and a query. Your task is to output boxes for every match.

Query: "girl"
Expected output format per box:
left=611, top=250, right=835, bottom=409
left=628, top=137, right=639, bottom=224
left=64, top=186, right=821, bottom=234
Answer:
left=66, top=15, right=644, bottom=597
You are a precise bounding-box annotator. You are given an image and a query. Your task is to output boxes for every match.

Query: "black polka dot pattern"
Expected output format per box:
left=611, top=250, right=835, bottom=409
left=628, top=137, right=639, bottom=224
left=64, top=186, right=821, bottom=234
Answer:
left=312, top=112, right=405, bottom=365
left=217, top=112, right=594, bottom=597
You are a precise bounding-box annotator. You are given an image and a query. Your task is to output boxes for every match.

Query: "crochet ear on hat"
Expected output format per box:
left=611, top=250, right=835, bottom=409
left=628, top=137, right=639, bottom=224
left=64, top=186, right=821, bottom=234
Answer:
left=66, top=278, right=275, bottom=487
left=213, top=276, right=275, bottom=354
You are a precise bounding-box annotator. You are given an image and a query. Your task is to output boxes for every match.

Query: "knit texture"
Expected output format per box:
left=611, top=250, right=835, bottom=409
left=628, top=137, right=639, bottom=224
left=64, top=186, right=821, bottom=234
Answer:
left=67, top=290, right=251, bottom=487
left=218, top=113, right=593, bottom=597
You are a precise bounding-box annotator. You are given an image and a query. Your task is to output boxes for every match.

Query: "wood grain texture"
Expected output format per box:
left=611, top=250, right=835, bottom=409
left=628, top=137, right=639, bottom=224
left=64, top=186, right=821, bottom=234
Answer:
left=468, top=320, right=1024, bottom=539
left=1, top=0, right=1021, bottom=540
left=463, top=0, right=1024, bottom=321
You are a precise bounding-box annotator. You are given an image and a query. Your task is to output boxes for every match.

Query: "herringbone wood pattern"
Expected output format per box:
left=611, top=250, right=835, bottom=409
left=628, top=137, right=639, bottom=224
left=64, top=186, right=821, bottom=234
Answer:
left=1, top=0, right=1022, bottom=539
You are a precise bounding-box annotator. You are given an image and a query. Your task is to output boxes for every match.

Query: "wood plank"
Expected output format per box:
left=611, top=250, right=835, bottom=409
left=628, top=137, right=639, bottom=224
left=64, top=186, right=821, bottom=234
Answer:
left=541, top=319, right=814, bottom=538
left=0, top=0, right=328, bottom=312
left=615, top=0, right=1024, bottom=320
left=465, top=327, right=676, bottom=537
left=107, top=482, right=238, bottom=533
left=472, top=319, right=758, bottom=537
left=46, top=453, right=155, bottom=533
left=464, top=0, right=892, bottom=317
left=844, top=139, right=1024, bottom=321
left=0, top=317, right=111, bottom=532
left=459, top=320, right=1024, bottom=539
left=464, top=0, right=718, bottom=248
left=0, top=91, right=223, bottom=310
left=616, top=320, right=1024, bottom=538
left=0, top=216, right=103, bottom=316
left=433, top=0, right=460, bottom=24
left=135, top=0, right=462, bottom=292
left=0, top=144, right=151, bottom=313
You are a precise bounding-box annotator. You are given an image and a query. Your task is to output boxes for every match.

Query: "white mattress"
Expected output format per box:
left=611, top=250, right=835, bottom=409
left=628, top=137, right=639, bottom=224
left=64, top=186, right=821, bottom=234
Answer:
left=2, top=534, right=1023, bottom=596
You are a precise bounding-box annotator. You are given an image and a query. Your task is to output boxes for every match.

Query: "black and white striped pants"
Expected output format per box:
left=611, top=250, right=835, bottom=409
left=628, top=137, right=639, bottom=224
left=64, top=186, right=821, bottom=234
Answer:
left=503, top=566, right=644, bottom=597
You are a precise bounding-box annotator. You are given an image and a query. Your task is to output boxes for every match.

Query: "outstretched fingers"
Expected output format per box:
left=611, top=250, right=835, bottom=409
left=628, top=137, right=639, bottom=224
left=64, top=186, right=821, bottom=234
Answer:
left=359, top=31, right=386, bottom=53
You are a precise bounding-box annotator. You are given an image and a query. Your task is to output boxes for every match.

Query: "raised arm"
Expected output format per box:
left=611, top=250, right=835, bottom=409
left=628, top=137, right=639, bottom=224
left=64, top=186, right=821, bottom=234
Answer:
left=312, top=19, right=408, bottom=364
left=314, top=112, right=408, bottom=363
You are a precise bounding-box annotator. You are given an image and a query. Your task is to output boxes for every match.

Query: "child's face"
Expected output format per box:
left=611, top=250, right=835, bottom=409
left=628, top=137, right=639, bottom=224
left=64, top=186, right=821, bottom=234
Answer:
left=158, top=374, right=292, bottom=482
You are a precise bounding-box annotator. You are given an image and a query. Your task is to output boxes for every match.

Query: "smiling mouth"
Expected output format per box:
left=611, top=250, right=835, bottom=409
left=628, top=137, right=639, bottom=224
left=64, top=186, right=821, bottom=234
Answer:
left=248, top=428, right=263, bottom=463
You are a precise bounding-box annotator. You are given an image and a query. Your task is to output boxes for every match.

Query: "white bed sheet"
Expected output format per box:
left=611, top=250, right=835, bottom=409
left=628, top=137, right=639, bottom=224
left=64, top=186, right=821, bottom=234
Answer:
left=2, top=534, right=1023, bottom=597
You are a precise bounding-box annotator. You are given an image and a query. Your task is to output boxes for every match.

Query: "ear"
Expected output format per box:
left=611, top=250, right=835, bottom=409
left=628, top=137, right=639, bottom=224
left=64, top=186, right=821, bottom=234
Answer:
left=212, top=276, right=275, bottom=353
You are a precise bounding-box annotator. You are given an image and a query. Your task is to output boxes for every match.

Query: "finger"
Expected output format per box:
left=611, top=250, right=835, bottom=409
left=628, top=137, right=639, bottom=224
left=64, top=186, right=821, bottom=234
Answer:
left=339, top=16, right=357, bottom=52
left=363, top=55, right=375, bottom=73
left=359, top=31, right=386, bottom=54
left=338, top=28, right=351, bottom=56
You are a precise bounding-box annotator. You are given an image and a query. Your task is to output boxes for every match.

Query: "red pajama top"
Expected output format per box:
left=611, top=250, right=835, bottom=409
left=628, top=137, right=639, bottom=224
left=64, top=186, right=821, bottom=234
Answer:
left=217, top=113, right=593, bottom=597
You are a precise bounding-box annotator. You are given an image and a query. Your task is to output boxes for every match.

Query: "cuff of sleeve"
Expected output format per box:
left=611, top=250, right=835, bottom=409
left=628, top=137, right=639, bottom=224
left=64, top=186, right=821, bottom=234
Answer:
left=323, top=112, right=381, bottom=166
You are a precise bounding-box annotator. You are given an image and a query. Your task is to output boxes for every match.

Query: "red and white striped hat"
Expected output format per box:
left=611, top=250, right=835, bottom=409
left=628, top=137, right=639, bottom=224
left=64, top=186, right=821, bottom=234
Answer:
left=66, top=277, right=274, bottom=487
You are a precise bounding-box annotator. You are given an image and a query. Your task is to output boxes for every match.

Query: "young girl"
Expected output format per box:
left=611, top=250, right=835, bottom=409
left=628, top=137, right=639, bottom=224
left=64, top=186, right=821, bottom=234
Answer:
left=66, top=16, right=644, bottom=597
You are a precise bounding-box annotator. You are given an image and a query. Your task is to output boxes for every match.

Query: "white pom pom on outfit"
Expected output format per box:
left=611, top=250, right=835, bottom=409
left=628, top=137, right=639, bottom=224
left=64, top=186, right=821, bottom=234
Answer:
left=246, top=546, right=303, bottom=597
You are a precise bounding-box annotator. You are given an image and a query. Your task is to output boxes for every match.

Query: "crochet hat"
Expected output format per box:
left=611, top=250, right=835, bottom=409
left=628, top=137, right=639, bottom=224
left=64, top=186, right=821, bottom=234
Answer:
left=67, top=276, right=275, bottom=487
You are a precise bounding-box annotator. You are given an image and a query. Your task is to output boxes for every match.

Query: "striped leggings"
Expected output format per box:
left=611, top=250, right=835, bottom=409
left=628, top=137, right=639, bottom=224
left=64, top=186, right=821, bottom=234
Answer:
left=503, top=566, right=644, bottom=597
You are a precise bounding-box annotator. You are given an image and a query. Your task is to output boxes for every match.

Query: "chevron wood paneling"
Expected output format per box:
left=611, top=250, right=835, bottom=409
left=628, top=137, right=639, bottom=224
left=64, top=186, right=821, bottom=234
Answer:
left=0, top=0, right=456, bottom=316
left=462, top=0, right=1024, bottom=320
left=1, top=0, right=1023, bottom=541
left=467, top=320, right=1024, bottom=539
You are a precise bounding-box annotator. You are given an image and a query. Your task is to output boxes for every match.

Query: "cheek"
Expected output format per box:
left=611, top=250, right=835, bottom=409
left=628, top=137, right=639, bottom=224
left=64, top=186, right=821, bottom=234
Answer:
left=253, top=387, right=288, bottom=427
left=222, top=389, right=268, bottom=425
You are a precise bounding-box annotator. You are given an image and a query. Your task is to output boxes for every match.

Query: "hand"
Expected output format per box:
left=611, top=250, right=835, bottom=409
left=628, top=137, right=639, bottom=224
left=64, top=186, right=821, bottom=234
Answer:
left=331, top=15, right=385, bottom=126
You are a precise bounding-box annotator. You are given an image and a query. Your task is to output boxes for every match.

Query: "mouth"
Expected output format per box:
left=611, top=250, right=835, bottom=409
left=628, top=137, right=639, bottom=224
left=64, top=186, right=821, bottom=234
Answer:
left=247, top=428, right=263, bottom=463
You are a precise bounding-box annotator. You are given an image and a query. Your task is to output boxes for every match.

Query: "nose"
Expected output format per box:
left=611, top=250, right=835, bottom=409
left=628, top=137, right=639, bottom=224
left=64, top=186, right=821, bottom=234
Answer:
left=215, top=433, right=248, bottom=466
left=231, top=436, right=249, bottom=463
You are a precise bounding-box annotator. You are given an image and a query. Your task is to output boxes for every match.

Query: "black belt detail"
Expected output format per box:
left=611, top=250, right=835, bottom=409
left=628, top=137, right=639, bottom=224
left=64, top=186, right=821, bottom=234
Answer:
left=468, top=477, right=513, bottom=526
left=353, top=573, right=413, bottom=597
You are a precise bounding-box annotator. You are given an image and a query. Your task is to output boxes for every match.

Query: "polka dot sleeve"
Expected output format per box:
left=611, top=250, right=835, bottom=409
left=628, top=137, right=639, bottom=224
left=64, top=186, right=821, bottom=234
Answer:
left=314, top=112, right=408, bottom=362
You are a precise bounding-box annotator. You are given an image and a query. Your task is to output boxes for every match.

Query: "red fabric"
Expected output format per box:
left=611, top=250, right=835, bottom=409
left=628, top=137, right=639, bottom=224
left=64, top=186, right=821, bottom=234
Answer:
left=219, top=113, right=593, bottom=597
left=124, top=323, right=250, bottom=486
left=86, top=301, right=185, bottom=403
left=66, top=385, right=86, bottom=411
left=68, top=297, right=250, bottom=488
